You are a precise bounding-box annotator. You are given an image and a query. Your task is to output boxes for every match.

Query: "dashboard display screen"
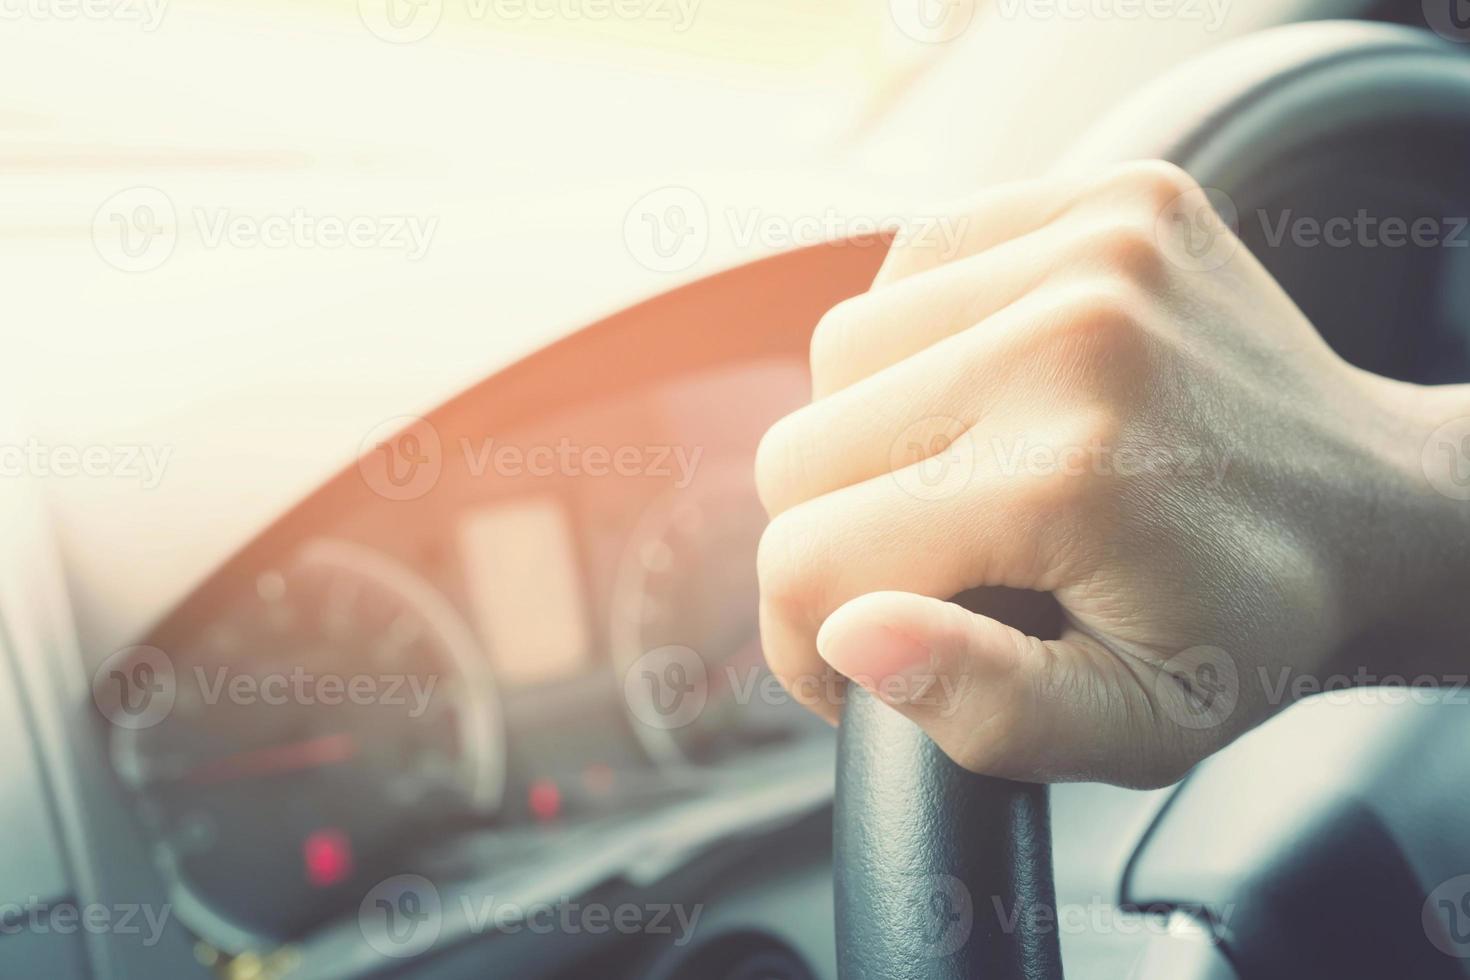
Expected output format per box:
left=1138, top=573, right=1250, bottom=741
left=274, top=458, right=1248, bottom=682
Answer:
left=458, top=496, right=589, bottom=687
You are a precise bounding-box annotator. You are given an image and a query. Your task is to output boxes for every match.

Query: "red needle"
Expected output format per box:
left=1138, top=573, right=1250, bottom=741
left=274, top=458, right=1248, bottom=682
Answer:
left=184, top=732, right=359, bottom=785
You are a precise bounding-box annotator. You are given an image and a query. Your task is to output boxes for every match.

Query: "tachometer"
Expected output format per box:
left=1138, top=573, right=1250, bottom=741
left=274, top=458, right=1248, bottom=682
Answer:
left=611, top=464, right=827, bottom=769
left=104, top=538, right=504, bottom=951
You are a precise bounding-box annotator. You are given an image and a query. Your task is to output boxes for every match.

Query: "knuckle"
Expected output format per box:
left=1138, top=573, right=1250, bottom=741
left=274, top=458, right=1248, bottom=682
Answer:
left=1109, top=158, right=1199, bottom=209
left=1077, top=221, right=1166, bottom=282
left=1040, top=280, right=1147, bottom=355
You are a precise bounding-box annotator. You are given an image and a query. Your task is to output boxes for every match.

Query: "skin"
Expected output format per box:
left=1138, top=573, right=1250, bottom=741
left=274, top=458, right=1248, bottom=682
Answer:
left=753, top=160, right=1470, bottom=789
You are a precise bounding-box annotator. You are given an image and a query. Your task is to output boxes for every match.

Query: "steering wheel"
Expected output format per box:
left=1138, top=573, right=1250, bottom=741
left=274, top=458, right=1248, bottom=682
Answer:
left=833, top=21, right=1470, bottom=980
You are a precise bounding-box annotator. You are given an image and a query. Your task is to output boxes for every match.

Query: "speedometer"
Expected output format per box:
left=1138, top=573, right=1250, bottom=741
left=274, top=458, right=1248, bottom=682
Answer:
left=103, top=538, right=504, bottom=952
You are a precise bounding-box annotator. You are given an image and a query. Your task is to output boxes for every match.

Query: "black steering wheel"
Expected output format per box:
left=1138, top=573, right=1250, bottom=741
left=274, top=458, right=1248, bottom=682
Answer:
left=833, top=21, right=1470, bottom=980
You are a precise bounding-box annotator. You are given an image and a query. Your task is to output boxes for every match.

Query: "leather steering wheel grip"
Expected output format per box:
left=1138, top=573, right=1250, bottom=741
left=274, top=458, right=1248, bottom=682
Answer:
left=835, top=687, right=1064, bottom=980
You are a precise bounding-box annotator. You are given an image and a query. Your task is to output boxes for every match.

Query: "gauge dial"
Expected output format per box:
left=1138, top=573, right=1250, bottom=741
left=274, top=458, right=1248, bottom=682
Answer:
left=611, top=464, right=827, bottom=768
left=108, top=538, right=504, bottom=951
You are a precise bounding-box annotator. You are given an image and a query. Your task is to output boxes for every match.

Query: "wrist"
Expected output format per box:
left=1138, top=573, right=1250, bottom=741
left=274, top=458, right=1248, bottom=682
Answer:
left=1342, top=373, right=1470, bottom=678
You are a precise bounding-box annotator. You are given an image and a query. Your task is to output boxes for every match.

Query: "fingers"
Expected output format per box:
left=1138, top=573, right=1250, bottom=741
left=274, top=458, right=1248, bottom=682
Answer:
left=810, top=219, right=1073, bottom=400
left=870, top=176, right=1082, bottom=288
left=814, top=591, right=1196, bottom=787
left=759, top=278, right=1147, bottom=518
left=869, top=159, right=1200, bottom=292
left=756, top=441, right=1081, bottom=723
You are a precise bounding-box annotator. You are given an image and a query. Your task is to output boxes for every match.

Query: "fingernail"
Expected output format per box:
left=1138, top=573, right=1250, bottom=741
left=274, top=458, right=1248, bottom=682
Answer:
left=817, top=614, right=933, bottom=694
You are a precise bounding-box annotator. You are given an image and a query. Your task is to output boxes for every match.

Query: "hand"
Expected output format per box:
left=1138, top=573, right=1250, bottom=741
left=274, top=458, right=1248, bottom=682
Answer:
left=754, top=161, right=1470, bottom=788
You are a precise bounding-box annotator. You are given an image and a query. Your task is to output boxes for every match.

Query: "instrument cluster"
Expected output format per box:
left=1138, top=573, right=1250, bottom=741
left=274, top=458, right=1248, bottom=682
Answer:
left=103, top=359, right=827, bottom=956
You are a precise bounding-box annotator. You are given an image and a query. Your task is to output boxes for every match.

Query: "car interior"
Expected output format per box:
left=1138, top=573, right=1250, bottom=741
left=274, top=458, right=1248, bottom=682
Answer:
left=6, top=2, right=1470, bottom=979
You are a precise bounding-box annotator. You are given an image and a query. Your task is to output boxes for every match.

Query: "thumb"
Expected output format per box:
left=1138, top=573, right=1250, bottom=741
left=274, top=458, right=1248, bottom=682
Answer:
left=815, top=591, right=1205, bottom=787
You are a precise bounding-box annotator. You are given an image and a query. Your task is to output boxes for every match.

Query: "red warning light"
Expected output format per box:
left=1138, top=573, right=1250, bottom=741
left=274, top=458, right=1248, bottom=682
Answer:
left=303, top=828, right=354, bottom=888
left=528, top=779, right=562, bottom=823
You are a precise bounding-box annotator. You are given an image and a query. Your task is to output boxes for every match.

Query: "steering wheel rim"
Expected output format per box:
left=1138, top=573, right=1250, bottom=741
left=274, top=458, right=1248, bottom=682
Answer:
left=835, top=689, right=1063, bottom=980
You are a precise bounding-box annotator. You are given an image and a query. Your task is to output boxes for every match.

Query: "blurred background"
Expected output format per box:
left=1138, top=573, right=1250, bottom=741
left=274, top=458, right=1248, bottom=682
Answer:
left=1, top=0, right=1325, bottom=652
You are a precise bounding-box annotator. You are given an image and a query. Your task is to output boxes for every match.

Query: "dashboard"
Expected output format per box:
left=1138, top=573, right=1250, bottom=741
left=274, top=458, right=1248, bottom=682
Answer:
left=103, top=356, right=823, bottom=959
left=48, top=240, right=894, bottom=980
